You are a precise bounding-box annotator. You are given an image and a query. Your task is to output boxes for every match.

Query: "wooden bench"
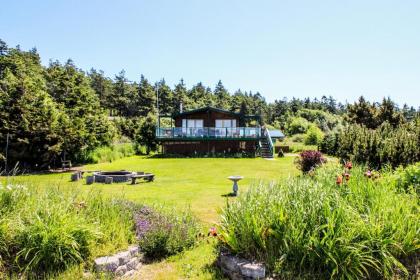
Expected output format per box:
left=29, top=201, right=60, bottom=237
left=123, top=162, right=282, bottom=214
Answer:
left=131, top=173, right=155, bottom=184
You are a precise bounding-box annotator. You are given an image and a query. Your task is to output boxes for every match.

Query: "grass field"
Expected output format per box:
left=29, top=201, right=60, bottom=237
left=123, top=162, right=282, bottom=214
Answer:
left=1, top=156, right=298, bottom=279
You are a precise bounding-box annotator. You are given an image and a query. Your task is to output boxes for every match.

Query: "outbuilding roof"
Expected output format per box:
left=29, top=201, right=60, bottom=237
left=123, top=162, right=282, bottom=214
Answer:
left=268, top=129, right=285, bottom=139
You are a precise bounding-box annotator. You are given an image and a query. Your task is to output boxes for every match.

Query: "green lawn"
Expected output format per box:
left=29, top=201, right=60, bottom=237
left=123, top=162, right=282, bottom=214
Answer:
left=2, top=156, right=297, bottom=279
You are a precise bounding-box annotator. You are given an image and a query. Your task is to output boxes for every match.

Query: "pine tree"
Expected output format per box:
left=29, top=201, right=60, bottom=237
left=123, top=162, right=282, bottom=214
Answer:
left=137, top=75, right=156, bottom=117
left=214, top=80, right=230, bottom=109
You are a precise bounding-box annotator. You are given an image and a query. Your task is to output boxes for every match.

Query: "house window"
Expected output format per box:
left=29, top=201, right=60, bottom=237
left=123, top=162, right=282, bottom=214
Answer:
left=182, top=119, right=204, bottom=137
left=182, top=119, right=203, bottom=128
left=215, top=119, right=236, bottom=128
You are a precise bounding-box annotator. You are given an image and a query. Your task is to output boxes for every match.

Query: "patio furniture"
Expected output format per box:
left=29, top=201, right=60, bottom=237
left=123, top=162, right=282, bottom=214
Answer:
left=62, top=160, right=72, bottom=170
left=131, top=172, right=155, bottom=184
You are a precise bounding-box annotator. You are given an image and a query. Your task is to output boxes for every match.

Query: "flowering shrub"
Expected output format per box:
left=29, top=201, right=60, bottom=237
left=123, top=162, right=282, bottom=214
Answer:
left=134, top=206, right=199, bottom=259
left=295, top=150, right=326, bottom=173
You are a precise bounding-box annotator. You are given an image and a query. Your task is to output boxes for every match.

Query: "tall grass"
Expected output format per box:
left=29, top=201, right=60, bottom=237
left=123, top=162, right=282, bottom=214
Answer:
left=83, top=142, right=135, bottom=163
left=0, top=184, right=136, bottom=276
left=219, top=165, right=420, bottom=279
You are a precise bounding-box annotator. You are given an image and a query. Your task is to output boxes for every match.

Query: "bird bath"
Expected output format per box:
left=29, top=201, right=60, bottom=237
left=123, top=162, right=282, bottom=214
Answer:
left=227, top=175, right=244, bottom=196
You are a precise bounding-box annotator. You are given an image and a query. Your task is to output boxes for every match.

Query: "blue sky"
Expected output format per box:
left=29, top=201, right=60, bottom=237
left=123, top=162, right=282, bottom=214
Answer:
left=1, top=0, right=419, bottom=106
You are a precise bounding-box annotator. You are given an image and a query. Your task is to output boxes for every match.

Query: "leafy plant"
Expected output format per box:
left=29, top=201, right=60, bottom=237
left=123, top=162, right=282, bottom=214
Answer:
left=0, top=184, right=136, bottom=275
left=219, top=165, right=420, bottom=279
left=294, top=150, right=326, bottom=173
left=304, top=125, right=324, bottom=145
left=134, top=206, right=199, bottom=259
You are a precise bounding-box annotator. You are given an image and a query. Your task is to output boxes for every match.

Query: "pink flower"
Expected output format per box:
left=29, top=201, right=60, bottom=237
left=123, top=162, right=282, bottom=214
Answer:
left=345, top=161, right=353, bottom=170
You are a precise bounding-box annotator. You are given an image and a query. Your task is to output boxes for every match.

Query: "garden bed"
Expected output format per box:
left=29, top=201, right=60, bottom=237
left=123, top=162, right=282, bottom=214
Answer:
left=218, top=164, right=420, bottom=279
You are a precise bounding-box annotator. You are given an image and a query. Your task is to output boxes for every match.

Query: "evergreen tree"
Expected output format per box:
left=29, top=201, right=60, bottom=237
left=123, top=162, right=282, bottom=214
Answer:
left=112, top=70, right=133, bottom=116
left=173, top=79, right=189, bottom=113
left=346, top=96, right=378, bottom=128
left=156, top=79, right=173, bottom=115
left=214, top=80, right=230, bottom=109
left=0, top=46, right=65, bottom=168
left=88, top=68, right=113, bottom=111
left=137, top=75, right=156, bottom=117
left=376, top=97, right=405, bottom=127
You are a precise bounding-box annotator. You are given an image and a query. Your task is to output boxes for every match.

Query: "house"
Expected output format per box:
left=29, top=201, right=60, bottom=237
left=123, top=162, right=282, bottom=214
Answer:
left=155, top=106, right=274, bottom=157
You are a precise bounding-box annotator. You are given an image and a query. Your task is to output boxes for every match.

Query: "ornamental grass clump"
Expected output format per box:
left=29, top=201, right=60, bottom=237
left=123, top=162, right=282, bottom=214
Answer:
left=134, top=205, right=199, bottom=259
left=0, top=184, right=135, bottom=276
left=219, top=165, right=420, bottom=279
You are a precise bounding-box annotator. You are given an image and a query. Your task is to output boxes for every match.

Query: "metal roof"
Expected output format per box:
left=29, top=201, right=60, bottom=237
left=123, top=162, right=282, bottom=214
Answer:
left=173, top=106, right=241, bottom=117
left=268, top=129, right=285, bottom=138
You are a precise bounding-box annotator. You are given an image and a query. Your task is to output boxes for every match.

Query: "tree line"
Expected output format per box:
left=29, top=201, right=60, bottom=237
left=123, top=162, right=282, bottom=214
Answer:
left=0, top=39, right=419, bottom=169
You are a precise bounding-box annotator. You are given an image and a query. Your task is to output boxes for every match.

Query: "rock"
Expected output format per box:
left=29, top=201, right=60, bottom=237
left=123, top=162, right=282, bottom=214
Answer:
left=115, top=265, right=127, bottom=277
left=135, top=262, right=142, bottom=270
left=128, top=245, right=139, bottom=257
left=219, top=254, right=244, bottom=273
left=71, top=173, right=80, bottom=181
left=126, top=257, right=139, bottom=270
left=239, top=262, right=266, bottom=279
left=94, top=255, right=119, bottom=272
left=123, top=270, right=135, bottom=278
left=86, top=175, right=95, bottom=185
left=105, top=176, right=113, bottom=184
left=115, top=251, right=131, bottom=266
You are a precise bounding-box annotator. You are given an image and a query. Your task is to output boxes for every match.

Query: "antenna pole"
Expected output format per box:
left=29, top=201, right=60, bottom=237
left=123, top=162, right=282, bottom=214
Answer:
left=156, top=82, right=160, bottom=127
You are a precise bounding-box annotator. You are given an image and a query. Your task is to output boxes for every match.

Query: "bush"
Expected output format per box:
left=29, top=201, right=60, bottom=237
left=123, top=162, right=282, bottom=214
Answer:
left=295, top=150, right=326, bottom=173
left=387, top=162, right=420, bottom=196
left=319, top=132, right=339, bottom=155
left=134, top=206, right=199, bottom=259
left=336, top=121, right=419, bottom=168
left=219, top=165, right=419, bottom=279
left=287, top=117, right=311, bottom=135
left=290, top=133, right=305, bottom=143
left=304, top=125, right=324, bottom=145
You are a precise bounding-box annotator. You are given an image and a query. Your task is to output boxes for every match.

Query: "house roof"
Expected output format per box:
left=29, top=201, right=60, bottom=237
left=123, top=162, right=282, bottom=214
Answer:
left=172, top=106, right=241, bottom=117
left=268, top=129, right=285, bottom=139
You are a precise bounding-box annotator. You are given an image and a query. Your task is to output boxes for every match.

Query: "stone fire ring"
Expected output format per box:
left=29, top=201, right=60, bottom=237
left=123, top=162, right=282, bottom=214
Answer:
left=93, top=171, right=136, bottom=183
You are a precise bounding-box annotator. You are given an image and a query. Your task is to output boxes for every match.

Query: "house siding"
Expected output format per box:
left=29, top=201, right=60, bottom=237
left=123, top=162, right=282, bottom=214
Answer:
left=163, top=140, right=257, bottom=155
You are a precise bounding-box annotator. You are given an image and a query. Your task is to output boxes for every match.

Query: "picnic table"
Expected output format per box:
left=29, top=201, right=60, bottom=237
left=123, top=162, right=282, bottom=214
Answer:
left=131, top=172, right=155, bottom=184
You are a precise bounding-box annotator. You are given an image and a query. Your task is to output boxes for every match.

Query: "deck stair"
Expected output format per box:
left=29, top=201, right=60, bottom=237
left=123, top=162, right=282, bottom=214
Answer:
left=260, top=128, right=274, bottom=158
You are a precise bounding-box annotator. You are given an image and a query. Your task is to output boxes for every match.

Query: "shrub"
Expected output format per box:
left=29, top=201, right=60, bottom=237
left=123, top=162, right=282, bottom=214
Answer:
left=319, top=132, right=339, bottom=155
left=336, top=121, right=419, bottom=168
left=304, top=125, right=324, bottom=145
left=219, top=165, right=420, bottom=279
left=134, top=206, right=199, bottom=259
left=387, top=162, right=420, bottom=196
left=287, top=117, right=311, bottom=135
left=295, top=150, right=326, bottom=173
left=290, top=133, right=305, bottom=143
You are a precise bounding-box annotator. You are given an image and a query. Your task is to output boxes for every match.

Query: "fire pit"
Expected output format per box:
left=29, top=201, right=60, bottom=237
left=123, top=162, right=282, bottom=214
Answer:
left=93, top=171, right=136, bottom=183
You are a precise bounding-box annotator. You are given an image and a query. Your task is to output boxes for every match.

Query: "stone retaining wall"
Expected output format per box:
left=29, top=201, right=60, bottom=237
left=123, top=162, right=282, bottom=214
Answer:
left=94, top=245, right=142, bottom=278
left=218, top=252, right=266, bottom=280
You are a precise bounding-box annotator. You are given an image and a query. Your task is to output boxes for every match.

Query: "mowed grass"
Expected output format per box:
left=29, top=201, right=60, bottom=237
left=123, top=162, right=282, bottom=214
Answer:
left=1, top=156, right=297, bottom=279
left=3, top=156, right=297, bottom=225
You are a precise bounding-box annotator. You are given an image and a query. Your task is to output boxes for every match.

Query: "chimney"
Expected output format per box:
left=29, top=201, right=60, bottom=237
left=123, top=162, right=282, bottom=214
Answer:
left=180, top=102, right=183, bottom=113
